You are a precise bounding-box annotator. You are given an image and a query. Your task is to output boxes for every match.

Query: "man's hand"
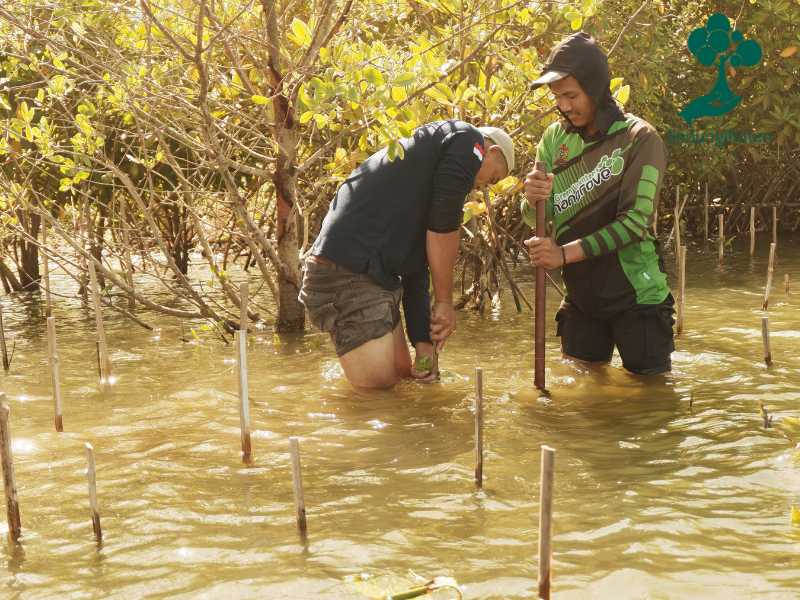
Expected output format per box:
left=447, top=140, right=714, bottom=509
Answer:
left=411, top=342, right=438, bottom=382
left=524, top=167, right=554, bottom=205
left=430, top=301, right=456, bottom=348
left=524, top=236, right=565, bottom=270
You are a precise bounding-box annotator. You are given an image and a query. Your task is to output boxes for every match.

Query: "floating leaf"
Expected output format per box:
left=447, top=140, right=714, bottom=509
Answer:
left=780, top=46, right=798, bottom=58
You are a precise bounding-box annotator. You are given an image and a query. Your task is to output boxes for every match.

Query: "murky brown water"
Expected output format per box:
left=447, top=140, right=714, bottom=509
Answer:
left=1, top=236, right=798, bottom=599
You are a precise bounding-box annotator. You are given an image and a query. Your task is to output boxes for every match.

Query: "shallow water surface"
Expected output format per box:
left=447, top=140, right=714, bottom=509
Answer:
left=0, top=238, right=799, bottom=599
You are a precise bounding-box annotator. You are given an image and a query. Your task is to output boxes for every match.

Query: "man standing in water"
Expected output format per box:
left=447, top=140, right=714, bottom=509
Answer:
left=523, top=32, right=674, bottom=374
left=300, top=121, right=515, bottom=388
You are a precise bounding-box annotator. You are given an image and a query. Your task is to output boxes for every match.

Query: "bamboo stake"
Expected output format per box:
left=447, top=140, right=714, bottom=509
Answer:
left=703, top=182, right=709, bottom=241
left=718, top=213, right=724, bottom=263
left=42, top=222, right=52, bottom=317
left=772, top=205, right=777, bottom=246
left=239, top=282, right=249, bottom=334
left=119, top=201, right=135, bottom=310
left=85, top=443, right=102, bottom=542
left=538, top=445, right=555, bottom=600
left=289, top=437, right=307, bottom=535
left=762, top=242, right=776, bottom=311
left=88, top=262, right=111, bottom=382
left=677, top=245, right=686, bottom=334
left=0, top=396, right=21, bottom=542
left=533, top=162, right=547, bottom=391
left=235, top=330, right=252, bottom=462
left=761, top=316, right=772, bottom=366
left=785, top=273, right=790, bottom=296
left=474, top=367, right=484, bottom=488
left=0, top=305, right=9, bottom=372
left=47, top=317, right=63, bottom=432
left=749, top=206, right=756, bottom=256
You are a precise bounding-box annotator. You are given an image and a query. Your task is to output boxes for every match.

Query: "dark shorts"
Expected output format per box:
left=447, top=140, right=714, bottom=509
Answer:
left=555, top=296, right=675, bottom=375
left=298, top=257, right=402, bottom=356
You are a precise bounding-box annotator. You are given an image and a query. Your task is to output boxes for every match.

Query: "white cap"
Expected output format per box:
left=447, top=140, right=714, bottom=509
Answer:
left=477, top=126, right=515, bottom=173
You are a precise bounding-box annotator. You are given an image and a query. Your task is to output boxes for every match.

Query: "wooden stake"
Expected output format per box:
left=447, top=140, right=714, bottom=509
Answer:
left=0, top=396, right=21, bottom=542
left=538, top=445, right=555, bottom=600
left=239, top=282, right=249, bottom=334
left=88, top=262, right=111, bottom=382
left=761, top=316, right=772, bottom=366
left=289, top=437, right=307, bottom=535
left=533, top=162, right=547, bottom=391
left=749, top=206, right=756, bottom=256
left=677, top=245, right=686, bottom=335
left=762, top=242, right=776, bottom=311
left=703, top=182, right=709, bottom=241
left=785, top=273, right=790, bottom=296
left=235, top=330, right=252, bottom=462
left=717, top=213, right=724, bottom=263
left=674, top=187, right=681, bottom=265
left=772, top=205, right=777, bottom=246
left=42, top=222, right=52, bottom=317
left=474, top=367, right=484, bottom=488
left=0, top=305, right=9, bottom=372
left=47, top=317, right=63, bottom=432
left=85, top=443, right=102, bottom=542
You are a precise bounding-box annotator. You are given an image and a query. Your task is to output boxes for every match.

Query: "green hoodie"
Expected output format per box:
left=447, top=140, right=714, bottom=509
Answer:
left=536, top=114, right=670, bottom=317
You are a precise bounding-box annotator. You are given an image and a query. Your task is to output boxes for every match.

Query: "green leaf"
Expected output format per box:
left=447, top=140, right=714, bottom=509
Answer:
left=299, top=111, right=314, bottom=124
left=610, top=77, right=624, bottom=92
left=615, top=84, right=630, bottom=105
left=289, top=18, right=312, bottom=47
left=391, top=86, right=407, bottom=102
left=251, top=94, right=269, bottom=105
left=570, top=16, right=583, bottom=30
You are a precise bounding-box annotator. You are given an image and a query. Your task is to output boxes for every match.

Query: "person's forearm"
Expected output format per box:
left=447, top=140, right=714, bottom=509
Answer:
left=426, top=230, right=460, bottom=303
left=563, top=240, right=587, bottom=264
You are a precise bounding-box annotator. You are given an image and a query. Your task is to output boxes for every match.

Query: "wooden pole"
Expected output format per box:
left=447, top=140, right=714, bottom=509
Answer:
left=47, top=317, right=64, bottom=432
left=534, top=161, right=547, bottom=391
left=772, top=205, right=777, bottom=246
left=0, top=305, right=9, bottom=372
left=761, top=316, right=772, bottom=366
left=88, top=262, right=111, bottom=382
left=785, top=273, right=790, bottom=296
left=538, top=445, right=555, bottom=600
left=235, top=330, right=252, bottom=462
left=762, top=242, right=776, bottom=311
left=677, top=245, right=686, bottom=335
left=749, top=206, right=756, bottom=256
left=474, top=367, right=484, bottom=488
left=674, top=187, right=681, bottom=265
left=85, top=443, right=102, bottom=542
left=703, top=182, right=709, bottom=241
left=717, top=213, right=724, bottom=263
left=239, top=282, right=249, bottom=334
left=0, top=396, right=21, bottom=542
left=42, top=221, right=52, bottom=317
left=289, top=437, right=307, bottom=535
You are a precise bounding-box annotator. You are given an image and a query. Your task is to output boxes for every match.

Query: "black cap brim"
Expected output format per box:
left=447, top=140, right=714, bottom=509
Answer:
left=530, top=70, right=570, bottom=89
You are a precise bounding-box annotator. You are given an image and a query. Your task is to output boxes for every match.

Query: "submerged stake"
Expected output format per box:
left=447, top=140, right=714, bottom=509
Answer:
left=47, top=317, right=64, bottom=432
left=235, top=330, right=252, bottom=462
left=85, top=443, right=102, bottom=542
left=718, top=213, right=724, bottom=263
left=289, top=437, right=307, bottom=535
left=763, top=242, right=776, bottom=311
left=88, top=262, right=111, bottom=382
left=0, top=395, right=21, bottom=542
left=538, top=445, right=555, bottom=600
left=762, top=316, right=772, bottom=367
left=749, top=206, right=756, bottom=256
left=474, top=367, right=484, bottom=488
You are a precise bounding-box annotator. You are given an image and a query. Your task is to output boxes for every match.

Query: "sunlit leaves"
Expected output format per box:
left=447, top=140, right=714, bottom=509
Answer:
left=287, top=17, right=312, bottom=47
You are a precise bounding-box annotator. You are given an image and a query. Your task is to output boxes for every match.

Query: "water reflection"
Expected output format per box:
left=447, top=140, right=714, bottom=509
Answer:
left=0, top=241, right=798, bottom=597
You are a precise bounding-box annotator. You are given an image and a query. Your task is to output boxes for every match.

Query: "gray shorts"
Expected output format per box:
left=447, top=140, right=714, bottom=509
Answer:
left=298, top=257, right=402, bottom=356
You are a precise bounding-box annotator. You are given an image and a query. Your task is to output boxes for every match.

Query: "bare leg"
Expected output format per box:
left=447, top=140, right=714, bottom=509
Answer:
left=339, top=324, right=410, bottom=389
